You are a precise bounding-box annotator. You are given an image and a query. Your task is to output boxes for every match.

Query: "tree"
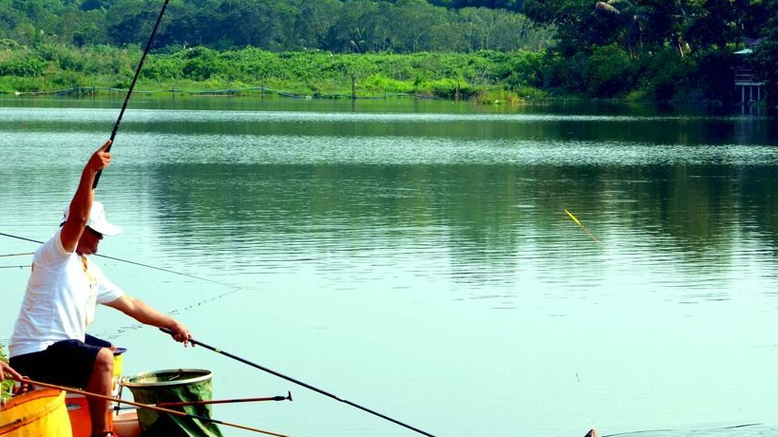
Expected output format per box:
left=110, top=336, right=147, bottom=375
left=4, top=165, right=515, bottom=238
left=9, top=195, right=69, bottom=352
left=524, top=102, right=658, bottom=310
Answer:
left=293, top=0, right=340, bottom=50
left=594, top=0, right=649, bottom=56
left=523, top=0, right=622, bottom=56
left=429, top=0, right=525, bottom=11
left=751, top=0, right=778, bottom=112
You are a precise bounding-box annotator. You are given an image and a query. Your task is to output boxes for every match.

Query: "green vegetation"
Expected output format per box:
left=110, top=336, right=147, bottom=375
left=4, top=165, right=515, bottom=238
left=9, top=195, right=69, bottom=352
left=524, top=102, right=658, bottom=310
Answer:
left=1, top=0, right=778, bottom=107
left=0, top=0, right=552, bottom=53
left=0, top=44, right=547, bottom=102
left=524, top=0, right=778, bottom=107
left=1, top=344, right=12, bottom=402
left=0, top=0, right=554, bottom=101
left=751, top=2, right=778, bottom=111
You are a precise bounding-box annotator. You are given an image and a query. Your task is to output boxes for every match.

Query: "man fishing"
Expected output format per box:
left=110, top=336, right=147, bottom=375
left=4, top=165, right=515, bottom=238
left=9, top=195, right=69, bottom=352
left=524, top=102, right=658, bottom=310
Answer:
left=8, top=140, right=192, bottom=437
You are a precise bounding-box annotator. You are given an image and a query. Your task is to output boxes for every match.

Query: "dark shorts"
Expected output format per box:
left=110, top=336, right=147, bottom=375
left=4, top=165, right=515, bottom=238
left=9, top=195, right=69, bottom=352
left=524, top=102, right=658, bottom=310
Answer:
left=10, top=334, right=112, bottom=389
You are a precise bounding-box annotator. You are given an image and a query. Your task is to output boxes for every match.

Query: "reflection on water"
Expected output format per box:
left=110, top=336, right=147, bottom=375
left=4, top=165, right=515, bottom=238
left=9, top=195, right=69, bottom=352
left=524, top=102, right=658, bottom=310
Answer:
left=1, top=99, right=778, bottom=437
left=606, top=423, right=778, bottom=437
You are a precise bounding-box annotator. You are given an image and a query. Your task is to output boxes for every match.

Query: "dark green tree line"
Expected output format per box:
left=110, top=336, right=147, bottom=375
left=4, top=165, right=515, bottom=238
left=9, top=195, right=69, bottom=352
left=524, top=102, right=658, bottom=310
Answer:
left=522, top=0, right=767, bottom=58
left=521, top=0, right=778, bottom=105
left=0, top=0, right=553, bottom=53
left=751, top=0, right=778, bottom=112
left=3, top=0, right=778, bottom=106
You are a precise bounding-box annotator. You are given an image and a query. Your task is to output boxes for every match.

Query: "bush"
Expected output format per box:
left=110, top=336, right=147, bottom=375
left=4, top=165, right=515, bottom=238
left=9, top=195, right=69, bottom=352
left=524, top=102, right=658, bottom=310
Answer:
left=750, top=37, right=778, bottom=111
left=50, top=70, right=87, bottom=88
left=0, top=39, right=20, bottom=50
left=426, top=77, right=469, bottom=99
left=541, top=51, right=587, bottom=94
left=641, top=48, right=694, bottom=102
left=583, top=44, right=637, bottom=98
left=1, top=344, right=13, bottom=403
left=690, top=49, right=737, bottom=103
left=0, top=57, right=46, bottom=76
left=361, top=73, right=415, bottom=93
left=501, top=50, right=544, bottom=90
left=0, top=42, right=553, bottom=101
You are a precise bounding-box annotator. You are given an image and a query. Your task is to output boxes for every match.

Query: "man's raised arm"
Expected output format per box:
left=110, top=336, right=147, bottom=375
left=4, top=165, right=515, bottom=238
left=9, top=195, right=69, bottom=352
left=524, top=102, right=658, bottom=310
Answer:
left=60, top=140, right=112, bottom=253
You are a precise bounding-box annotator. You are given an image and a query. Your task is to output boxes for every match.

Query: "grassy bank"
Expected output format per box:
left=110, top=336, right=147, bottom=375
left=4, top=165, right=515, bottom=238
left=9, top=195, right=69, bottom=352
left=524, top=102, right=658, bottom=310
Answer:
left=0, top=42, right=548, bottom=103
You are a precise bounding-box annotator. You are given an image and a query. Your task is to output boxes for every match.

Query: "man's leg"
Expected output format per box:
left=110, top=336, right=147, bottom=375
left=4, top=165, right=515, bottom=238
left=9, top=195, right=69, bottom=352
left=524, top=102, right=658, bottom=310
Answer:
left=85, top=347, right=114, bottom=436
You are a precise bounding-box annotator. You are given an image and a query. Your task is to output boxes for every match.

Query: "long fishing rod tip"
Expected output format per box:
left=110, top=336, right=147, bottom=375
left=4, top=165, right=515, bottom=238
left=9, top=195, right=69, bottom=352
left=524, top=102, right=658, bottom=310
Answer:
left=287, top=391, right=293, bottom=402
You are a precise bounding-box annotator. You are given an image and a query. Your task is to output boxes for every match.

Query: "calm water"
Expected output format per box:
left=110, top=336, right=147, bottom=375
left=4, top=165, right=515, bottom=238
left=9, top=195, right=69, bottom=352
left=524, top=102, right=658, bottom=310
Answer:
left=1, top=98, right=778, bottom=437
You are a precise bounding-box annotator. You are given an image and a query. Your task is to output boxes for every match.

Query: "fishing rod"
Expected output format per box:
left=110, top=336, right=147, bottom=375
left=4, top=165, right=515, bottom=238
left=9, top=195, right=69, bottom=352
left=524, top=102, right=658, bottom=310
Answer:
left=16, top=379, right=296, bottom=437
left=160, top=328, right=437, bottom=437
left=92, top=0, right=171, bottom=189
left=0, top=231, right=238, bottom=289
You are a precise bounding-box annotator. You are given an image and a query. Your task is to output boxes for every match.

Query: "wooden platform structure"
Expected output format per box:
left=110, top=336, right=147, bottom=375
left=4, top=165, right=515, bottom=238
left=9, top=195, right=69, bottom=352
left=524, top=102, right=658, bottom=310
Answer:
left=734, top=48, right=764, bottom=106
left=735, top=66, right=764, bottom=104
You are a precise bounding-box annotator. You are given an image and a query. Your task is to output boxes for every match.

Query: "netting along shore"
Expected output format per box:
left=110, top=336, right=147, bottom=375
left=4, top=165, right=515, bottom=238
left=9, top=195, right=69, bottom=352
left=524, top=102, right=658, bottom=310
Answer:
left=3, top=86, right=443, bottom=100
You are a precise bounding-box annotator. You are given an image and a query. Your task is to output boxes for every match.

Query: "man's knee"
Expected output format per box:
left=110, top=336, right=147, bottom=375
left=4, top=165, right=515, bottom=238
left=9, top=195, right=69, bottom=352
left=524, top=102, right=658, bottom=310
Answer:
left=93, top=348, right=114, bottom=376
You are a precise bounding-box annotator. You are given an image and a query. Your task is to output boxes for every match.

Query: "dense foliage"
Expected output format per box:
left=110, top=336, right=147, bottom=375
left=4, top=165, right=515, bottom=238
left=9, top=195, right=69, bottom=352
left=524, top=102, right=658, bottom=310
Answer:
left=523, top=0, right=778, bottom=106
left=0, top=344, right=12, bottom=402
left=1, top=0, right=778, bottom=107
left=0, top=43, right=546, bottom=101
left=523, top=0, right=767, bottom=58
left=0, top=0, right=553, bottom=53
left=751, top=1, right=778, bottom=110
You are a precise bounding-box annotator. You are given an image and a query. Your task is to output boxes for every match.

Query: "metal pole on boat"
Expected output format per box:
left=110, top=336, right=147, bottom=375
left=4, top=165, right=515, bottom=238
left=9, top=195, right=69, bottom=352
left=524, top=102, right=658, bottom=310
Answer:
left=93, top=0, right=171, bottom=189
left=160, top=328, right=438, bottom=437
left=18, top=379, right=297, bottom=437
left=155, top=392, right=293, bottom=407
left=116, top=392, right=293, bottom=410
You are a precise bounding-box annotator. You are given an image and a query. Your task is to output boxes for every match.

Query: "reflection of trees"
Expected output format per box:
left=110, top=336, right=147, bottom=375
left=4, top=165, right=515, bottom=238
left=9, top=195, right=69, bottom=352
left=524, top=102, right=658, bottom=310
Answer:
left=125, top=114, right=765, bottom=146
left=148, top=160, right=778, bottom=291
left=737, top=167, right=778, bottom=255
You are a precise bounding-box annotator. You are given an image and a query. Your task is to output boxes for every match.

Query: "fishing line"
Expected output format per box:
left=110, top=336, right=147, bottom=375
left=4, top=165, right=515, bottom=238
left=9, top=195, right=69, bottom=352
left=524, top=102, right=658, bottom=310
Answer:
left=564, top=209, right=604, bottom=248
left=106, top=286, right=245, bottom=341
left=0, top=252, right=34, bottom=258
left=92, top=0, right=171, bottom=189
left=0, top=231, right=238, bottom=289
left=0, top=230, right=249, bottom=344
left=160, top=328, right=438, bottom=437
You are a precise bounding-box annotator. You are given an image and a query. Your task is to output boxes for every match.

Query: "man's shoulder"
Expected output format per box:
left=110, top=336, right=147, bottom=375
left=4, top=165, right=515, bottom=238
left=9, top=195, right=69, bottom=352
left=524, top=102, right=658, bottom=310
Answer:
left=34, top=229, right=75, bottom=268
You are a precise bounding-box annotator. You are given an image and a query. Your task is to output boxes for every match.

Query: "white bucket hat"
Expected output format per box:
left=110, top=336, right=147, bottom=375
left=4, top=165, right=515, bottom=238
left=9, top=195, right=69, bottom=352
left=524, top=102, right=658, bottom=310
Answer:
left=62, top=201, right=122, bottom=236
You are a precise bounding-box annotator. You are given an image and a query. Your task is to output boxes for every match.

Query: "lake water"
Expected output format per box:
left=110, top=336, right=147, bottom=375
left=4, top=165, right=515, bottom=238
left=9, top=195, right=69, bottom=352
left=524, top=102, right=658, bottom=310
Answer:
left=1, top=97, right=778, bottom=437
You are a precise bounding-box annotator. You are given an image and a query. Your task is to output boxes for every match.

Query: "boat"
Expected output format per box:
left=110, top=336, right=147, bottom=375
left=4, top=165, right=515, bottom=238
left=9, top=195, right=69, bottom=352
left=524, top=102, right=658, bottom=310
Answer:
left=1, top=347, right=142, bottom=437
left=1, top=347, right=219, bottom=437
left=0, top=388, right=141, bottom=437
left=65, top=391, right=141, bottom=437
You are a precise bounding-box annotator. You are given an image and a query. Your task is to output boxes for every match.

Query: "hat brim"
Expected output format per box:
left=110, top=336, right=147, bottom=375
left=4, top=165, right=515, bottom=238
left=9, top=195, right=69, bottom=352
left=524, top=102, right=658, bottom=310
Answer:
left=88, top=221, right=122, bottom=237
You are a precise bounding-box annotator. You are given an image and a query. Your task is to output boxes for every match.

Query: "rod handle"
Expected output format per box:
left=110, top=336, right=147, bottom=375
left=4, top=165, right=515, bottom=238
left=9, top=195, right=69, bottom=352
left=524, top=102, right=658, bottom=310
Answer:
left=91, top=134, right=114, bottom=189
left=92, top=170, right=104, bottom=189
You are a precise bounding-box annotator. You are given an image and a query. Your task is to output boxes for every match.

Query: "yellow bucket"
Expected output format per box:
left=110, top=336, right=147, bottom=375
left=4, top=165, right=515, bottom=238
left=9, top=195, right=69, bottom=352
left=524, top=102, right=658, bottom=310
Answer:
left=0, top=389, right=72, bottom=437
